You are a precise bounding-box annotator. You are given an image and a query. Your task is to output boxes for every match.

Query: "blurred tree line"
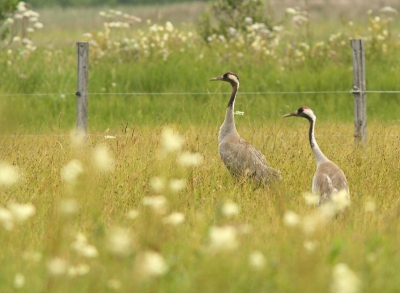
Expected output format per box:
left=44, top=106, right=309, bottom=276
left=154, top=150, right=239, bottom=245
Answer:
left=27, top=0, right=206, bottom=7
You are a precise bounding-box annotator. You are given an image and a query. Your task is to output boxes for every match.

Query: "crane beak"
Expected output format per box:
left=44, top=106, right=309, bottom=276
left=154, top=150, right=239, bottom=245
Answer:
left=282, top=111, right=298, bottom=118
left=210, top=76, right=224, bottom=81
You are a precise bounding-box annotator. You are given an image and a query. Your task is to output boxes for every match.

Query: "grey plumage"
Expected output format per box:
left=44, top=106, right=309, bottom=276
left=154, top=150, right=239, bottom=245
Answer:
left=283, top=106, right=349, bottom=204
left=210, top=72, right=281, bottom=184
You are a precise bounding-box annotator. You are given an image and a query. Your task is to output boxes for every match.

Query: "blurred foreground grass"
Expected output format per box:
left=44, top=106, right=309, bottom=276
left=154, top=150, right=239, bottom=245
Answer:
left=0, top=122, right=400, bottom=292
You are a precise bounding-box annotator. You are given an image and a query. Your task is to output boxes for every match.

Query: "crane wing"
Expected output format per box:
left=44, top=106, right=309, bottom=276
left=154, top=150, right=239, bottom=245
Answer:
left=219, top=138, right=281, bottom=184
left=312, top=161, right=349, bottom=203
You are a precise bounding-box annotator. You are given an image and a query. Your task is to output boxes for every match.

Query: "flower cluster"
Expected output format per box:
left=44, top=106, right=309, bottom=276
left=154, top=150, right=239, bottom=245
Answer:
left=83, top=11, right=197, bottom=61
left=77, top=5, right=400, bottom=67
left=0, top=1, right=43, bottom=55
left=0, top=202, right=36, bottom=230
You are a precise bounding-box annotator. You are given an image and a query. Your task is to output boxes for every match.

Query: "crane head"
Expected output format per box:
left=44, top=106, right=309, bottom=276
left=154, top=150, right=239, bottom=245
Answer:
left=283, top=106, right=315, bottom=120
left=210, top=72, right=240, bottom=86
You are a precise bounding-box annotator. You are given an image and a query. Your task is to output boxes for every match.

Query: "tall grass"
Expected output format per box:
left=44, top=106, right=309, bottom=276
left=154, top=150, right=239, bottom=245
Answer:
left=1, top=122, right=400, bottom=292
left=1, top=48, right=400, bottom=134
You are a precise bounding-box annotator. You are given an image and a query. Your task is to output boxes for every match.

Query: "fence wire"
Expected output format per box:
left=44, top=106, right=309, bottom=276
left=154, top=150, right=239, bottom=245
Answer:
left=1, top=90, right=400, bottom=97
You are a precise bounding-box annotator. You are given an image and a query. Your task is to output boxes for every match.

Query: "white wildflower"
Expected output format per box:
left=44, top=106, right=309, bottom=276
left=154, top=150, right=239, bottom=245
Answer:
left=283, top=210, right=300, bottom=227
left=14, top=273, right=25, bottom=288
left=301, top=214, right=320, bottom=235
left=163, top=212, right=185, bottom=226
left=330, top=190, right=350, bottom=212
left=177, top=152, right=203, bottom=166
left=234, top=111, right=244, bottom=115
left=303, top=240, right=319, bottom=252
left=82, top=33, right=92, bottom=39
left=331, top=263, right=361, bottom=293
left=303, top=193, right=320, bottom=205
left=107, top=227, right=132, bottom=256
left=17, top=2, right=27, bottom=12
left=47, top=257, right=68, bottom=275
left=61, top=159, right=83, bottom=183
left=59, top=198, right=78, bottom=216
left=126, top=209, right=139, bottom=219
left=33, top=22, right=43, bottom=29
left=228, top=27, right=237, bottom=36
left=209, top=225, right=238, bottom=252
left=21, top=38, right=32, bottom=45
left=0, top=163, right=19, bottom=186
left=149, top=176, right=166, bottom=193
left=299, top=42, right=310, bottom=51
left=71, top=233, right=98, bottom=258
left=244, top=17, right=253, bottom=24
left=380, top=6, right=398, bottom=14
left=249, top=250, right=266, bottom=270
left=8, top=202, right=35, bottom=222
left=169, top=179, right=186, bottom=193
left=165, top=21, right=174, bottom=32
left=161, top=127, right=184, bottom=153
left=68, top=263, right=90, bottom=276
left=292, top=15, right=309, bottom=26
left=104, top=135, right=116, bottom=139
left=0, top=207, right=14, bottom=230
left=221, top=202, right=239, bottom=217
left=93, top=144, right=115, bottom=172
left=143, top=196, right=168, bottom=214
left=318, top=202, right=336, bottom=220
left=286, top=7, right=297, bottom=14
left=135, top=251, right=169, bottom=278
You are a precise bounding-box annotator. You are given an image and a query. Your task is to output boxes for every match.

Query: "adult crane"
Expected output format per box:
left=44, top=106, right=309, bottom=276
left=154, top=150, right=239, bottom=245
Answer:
left=210, top=72, right=281, bottom=184
left=283, top=106, right=349, bottom=204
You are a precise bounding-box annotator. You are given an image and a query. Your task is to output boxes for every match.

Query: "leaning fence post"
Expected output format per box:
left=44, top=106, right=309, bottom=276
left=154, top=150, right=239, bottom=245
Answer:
left=76, top=42, right=89, bottom=137
left=350, top=39, right=367, bottom=146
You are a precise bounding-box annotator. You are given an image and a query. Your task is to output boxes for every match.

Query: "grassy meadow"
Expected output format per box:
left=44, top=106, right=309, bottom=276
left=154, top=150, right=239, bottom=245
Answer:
left=1, top=1, right=400, bottom=292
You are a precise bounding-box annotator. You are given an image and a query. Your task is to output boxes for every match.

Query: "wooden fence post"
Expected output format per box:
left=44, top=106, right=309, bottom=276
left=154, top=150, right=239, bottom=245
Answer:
left=350, top=39, right=367, bottom=146
left=76, top=42, right=89, bottom=137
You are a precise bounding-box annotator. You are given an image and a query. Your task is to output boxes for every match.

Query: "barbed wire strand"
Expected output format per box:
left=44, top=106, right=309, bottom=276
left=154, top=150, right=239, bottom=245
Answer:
left=0, top=90, right=400, bottom=97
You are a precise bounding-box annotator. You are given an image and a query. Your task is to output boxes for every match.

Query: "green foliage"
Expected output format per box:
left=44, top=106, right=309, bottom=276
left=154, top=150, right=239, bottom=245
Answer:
left=197, top=0, right=272, bottom=42
left=0, top=0, right=18, bottom=42
left=0, top=0, right=18, bottom=21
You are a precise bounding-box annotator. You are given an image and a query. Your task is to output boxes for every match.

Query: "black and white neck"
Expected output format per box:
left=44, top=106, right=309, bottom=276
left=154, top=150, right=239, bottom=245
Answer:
left=305, top=112, right=329, bottom=166
left=283, top=106, right=329, bottom=166
left=210, top=72, right=240, bottom=143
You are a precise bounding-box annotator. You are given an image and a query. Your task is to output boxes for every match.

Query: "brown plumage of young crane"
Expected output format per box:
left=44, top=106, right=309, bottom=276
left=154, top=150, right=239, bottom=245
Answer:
left=283, top=106, right=350, bottom=204
left=210, top=72, right=281, bottom=184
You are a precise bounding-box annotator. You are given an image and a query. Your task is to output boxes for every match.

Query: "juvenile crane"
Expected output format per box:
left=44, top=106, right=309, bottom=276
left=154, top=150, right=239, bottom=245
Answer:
left=210, top=72, right=281, bottom=184
left=283, top=106, right=349, bottom=204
